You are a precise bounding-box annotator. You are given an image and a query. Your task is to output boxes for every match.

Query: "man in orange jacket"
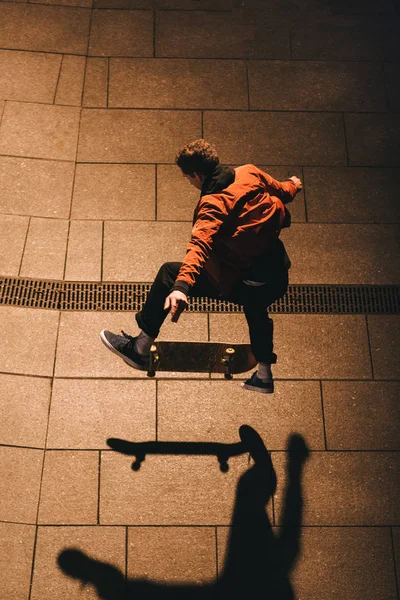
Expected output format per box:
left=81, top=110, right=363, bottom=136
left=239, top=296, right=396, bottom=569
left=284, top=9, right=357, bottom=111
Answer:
left=101, top=139, right=302, bottom=393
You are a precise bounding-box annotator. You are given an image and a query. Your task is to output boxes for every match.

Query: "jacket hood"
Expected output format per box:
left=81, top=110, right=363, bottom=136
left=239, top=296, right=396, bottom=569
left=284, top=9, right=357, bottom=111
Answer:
left=200, top=164, right=235, bottom=197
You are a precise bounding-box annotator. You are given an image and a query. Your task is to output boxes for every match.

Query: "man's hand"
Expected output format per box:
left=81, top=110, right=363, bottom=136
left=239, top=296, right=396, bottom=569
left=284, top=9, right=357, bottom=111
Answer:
left=164, top=291, right=188, bottom=323
left=289, top=175, right=302, bottom=192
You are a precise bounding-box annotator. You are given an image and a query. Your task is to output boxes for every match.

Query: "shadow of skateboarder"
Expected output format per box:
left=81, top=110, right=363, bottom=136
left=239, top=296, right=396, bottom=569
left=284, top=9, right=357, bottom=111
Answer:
left=57, top=426, right=309, bottom=599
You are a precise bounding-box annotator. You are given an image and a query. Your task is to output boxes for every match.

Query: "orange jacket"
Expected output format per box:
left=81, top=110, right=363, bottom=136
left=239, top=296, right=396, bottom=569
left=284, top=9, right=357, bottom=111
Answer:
left=173, top=164, right=297, bottom=297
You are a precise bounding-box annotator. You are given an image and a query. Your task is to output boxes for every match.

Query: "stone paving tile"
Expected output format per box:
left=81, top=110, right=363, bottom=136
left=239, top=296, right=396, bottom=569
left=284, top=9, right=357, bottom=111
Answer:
left=156, top=164, right=306, bottom=222
left=64, top=220, right=102, bottom=281
left=367, top=316, right=400, bottom=379
left=0, top=523, right=36, bottom=600
left=109, top=58, right=248, bottom=109
left=0, top=3, right=91, bottom=55
left=345, top=114, right=400, bottom=167
left=82, top=57, right=108, bottom=107
left=273, top=451, right=400, bottom=525
left=292, top=25, right=399, bottom=61
left=128, top=527, right=216, bottom=583
left=0, top=102, right=81, bottom=161
left=282, top=224, right=400, bottom=284
left=304, top=167, right=400, bottom=223
left=0, top=156, right=74, bottom=219
left=0, top=49, right=61, bottom=104
left=0, top=214, right=29, bottom=276
left=323, top=381, right=400, bottom=450
left=100, top=452, right=249, bottom=524
left=210, top=313, right=372, bottom=380
left=19, top=217, right=69, bottom=279
left=385, top=63, right=400, bottom=112
left=55, top=55, right=86, bottom=106
left=47, top=378, right=156, bottom=448
left=38, top=450, right=99, bottom=524
left=0, top=446, right=44, bottom=523
left=103, top=221, right=191, bottom=281
left=89, top=9, right=154, bottom=57
left=158, top=380, right=325, bottom=450
left=31, top=526, right=126, bottom=600
left=78, top=109, right=201, bottom=162
left=394, top=527, right=400, bottom=592
left=31, top=0, right=92, bottom=6
left=72, top=163, right=155, bottom=220
left=216, top=526, right=397, bottom=599
left=54, top=311, right=208, bottom=377
left=0, top=306, right=59, bottom=376
left=204, top=112, right=347, bottom=166
left=0, top=374, right=51, bottom=448
left=156, top=11, right=290, bottom=59
left=248, top=60, right=387, bottom=112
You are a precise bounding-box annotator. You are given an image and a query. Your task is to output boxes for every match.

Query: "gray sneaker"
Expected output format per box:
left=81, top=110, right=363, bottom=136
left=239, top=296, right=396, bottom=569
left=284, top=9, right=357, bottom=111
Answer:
left=100, top=330, right=149, bottom=371
left=242, top=371, right=274, bottom=394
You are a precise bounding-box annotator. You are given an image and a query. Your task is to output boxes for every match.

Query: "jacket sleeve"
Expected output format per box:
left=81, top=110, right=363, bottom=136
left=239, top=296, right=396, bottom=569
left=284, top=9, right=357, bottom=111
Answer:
left=171, top=195, right=229, bottom=294
left=256, top=167, right=298, bottom=204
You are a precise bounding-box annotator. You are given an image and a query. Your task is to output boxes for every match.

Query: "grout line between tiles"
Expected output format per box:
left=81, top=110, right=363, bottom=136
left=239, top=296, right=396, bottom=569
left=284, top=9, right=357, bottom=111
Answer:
left=390, top=526, right=400, bottom=600
left=18, top=216, right=31, bottom=277
left=155, top=164, right=158, bottom=220
left=97, top=451, right=101, bottom=525
left=155, top=379, right=159, bottom=442
left=245, top=62, right=250, bottom=111
left=125, top=526, right=129, bottom=581
left=342, top=112, right=350, bottom=166
left=365, top=315, right=375, bottom=379
left=153, top=10, right=156, bottom=58
left=106, top=57, right=110, bottom=108
left=100, top=220, right=105, bottom=281
left=53, top=54, right=64, bottom=105
left=27, top=525, right=39, bottom=600
left=214, top=526, right=219, bottom=581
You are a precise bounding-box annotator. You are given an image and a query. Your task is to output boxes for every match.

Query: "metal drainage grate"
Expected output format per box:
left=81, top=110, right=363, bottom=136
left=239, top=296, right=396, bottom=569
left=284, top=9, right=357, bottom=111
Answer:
left=0, top=277, right=399, bottom=314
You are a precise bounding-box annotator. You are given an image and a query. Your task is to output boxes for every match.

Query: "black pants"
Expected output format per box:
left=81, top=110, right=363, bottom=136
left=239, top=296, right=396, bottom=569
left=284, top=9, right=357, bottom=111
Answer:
left=135, top=262, right=288, bottom=364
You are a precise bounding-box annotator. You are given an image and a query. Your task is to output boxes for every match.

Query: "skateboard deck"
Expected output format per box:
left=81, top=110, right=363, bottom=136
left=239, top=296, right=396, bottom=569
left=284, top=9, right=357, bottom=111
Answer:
left=147, top=341, right=257, bottom=379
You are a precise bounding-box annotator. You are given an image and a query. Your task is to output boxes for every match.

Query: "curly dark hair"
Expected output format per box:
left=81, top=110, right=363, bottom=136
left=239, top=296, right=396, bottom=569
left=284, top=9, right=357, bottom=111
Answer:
left=175, top=139, right=219, bottom=176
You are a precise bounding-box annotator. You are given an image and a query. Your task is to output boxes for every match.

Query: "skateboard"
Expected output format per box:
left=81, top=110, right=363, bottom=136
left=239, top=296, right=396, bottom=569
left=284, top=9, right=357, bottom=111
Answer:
left=146, top=341, right=257, bottom=379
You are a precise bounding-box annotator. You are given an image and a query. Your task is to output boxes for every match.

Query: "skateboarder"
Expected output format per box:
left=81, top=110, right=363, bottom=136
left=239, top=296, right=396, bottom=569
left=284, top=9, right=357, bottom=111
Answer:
left=101, top=139, right=302, bottom=393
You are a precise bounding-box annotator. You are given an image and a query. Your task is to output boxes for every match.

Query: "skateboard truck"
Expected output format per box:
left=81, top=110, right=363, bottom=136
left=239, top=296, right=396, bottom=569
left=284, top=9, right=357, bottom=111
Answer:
left=147, top=344, right=159, bottom=377
left=221, top=347, right=235, bottom=380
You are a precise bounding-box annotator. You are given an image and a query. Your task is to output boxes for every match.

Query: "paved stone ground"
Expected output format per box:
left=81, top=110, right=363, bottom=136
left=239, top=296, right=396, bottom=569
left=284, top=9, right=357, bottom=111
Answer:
left=0, top=0, right=399, bottom=598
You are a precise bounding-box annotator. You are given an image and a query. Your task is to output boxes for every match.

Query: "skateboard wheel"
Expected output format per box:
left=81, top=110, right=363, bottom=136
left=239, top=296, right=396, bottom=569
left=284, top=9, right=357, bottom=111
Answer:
left=224, top=373, right=233, bottom=380
left=226, top=347, right=235, bottom=355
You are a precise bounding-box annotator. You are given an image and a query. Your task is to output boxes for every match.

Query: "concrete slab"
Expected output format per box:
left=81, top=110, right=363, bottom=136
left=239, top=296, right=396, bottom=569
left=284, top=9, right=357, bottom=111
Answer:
left=0, top=446, right=44, bottom=523
left=64, top=220, right=102, bottom=281
left=0, top=102, right=80, bottom=161
left=19, top=217, right=69, bottom=280
left=0, top=214, right=29, bottom=276
left=78, top=108, right=201, bottom=162
left=38, top=450, right=99, bottom=524
left=127, top=526, right=216, bottom=583
left=204, top=112, right=347, bottom=165
left=0, top=523, right=36, bottom=600
left=345, top=114, right=400, bottom=167
left=368, top=316, right=400, bottom=379
left=54, top=311, right=208, bottom=377
left=323, top=381, right=400, bottom=450
left=156, top=10, right=290, bottom=58
left=156, top=164, right=200, bottom=221
left=89, top=9, right=154, bottom=57
left=0, top=306, right=59, bottom=376
left=0, top=373, right=51, bottom=448
left=0, top=3, right=91, bottom=55
left=158, top=380, right=325, bottom=450
left=0, top=49, right=61, bottom=103
left=273, top=451, right=400, bottom=525
left=385, top=63, right=400, bottom=111
left=0, top=156, right=74, bottom=219
left=30, top=526, right=126, bottom=600
left=103, top=221, right=190, bottom=281
left=82, top=57, right=108, bottom=107
left=303, top=167, right=400, bottom=223
left=47, top=378, right=156, bottom=448
left=100, top=452, right=249, bottom=524
left=292, top=25, right=399, bottom=61
left=291, top=527, right=398, bottom=600
left=248, top=60, right=387, bottom=112
left=71, top=163, right=155, bottom=220
left=282, top=223, right=400, bottom=284
left=209, top=314, right=372, bottom=380
left=109, top=58, right=247, bottom=109
left=55, top=55, right=86, bottom=106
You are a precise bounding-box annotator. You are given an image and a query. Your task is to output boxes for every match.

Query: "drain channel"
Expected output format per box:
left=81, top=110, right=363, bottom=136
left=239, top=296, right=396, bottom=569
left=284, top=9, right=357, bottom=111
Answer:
left=0, top=277, right=399, bottom=314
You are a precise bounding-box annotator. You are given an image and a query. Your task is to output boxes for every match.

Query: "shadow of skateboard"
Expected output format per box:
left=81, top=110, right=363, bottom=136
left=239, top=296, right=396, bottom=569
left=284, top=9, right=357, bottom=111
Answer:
left=147, top=341, right=257, bottom=378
